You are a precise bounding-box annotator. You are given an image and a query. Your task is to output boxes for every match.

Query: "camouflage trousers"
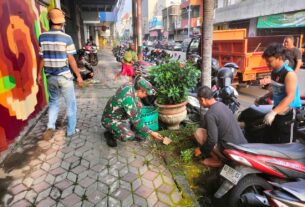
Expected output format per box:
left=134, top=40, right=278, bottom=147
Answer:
left=101, top=118, right=148, bottom=141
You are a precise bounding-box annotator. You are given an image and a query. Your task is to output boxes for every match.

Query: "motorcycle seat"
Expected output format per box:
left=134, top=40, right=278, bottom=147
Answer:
left=227, top=142, right=305, bottom=160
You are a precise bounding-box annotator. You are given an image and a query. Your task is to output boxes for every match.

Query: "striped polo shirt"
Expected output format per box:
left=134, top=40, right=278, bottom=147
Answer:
left=39, top=28, right=76, bottom=75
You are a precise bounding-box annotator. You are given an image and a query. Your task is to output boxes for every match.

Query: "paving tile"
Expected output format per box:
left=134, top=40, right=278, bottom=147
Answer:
left=156, top=191, right=172, bottom=206
left=55, top=179, right=73, bottom=191
left=40, top=162, right=51, bottom=171
left=36, top=197, right=56, bottom=207
left=143, top=170, right=159, bottom=181
left=9, top=191, right=27, bottom=206
left=50, top=167, right=66, bottom=176
left=154, top=201, right=171, bottom=207
left=33, top=174, right=47, bottom=185
left=60, top=193, right=81, bottom=206
left=147, top=192, right=159, bottom=207
left=170, top=190, right=182, bottom=204
left=96, top=197, right=108, bottom=207
left=30, top=169, right=46, bottom=179
left=74, top=185, right=86, bottom=197
left=67, top=172, right=77, bottom=183
left=10, top=183, right=27, bottom=194
left=122, top=172, right=138, bottom=182
left=50, top=186, right=61, bottom=200
left=157, top=184, right=174, bottom=194
left=61, top=185, right=74, bottom=198
left=82, top=201, right=95, bottom=207
left=135, top=185, right=154, bottom=199
left=36, top=187, right=52, bottom=203
left=25, top=189, right=37, bottom=203
left=112, top=188, right=133, bottom=207
left=32, top=181, right=50, bottom=194
left=108, top=196, right=121, bottom=207
left=9, top=199, right=31, bottom=207
left=86, top=191, right=106, bottom=205
left=153, top=175, right=163, bottom=189
left=130, top=159, right=144, bottom=168
left=79, top=177, right=95, bottom=188
left=71, top=165, right=87, bottom=174
left=133, top=194, right=148, bottom=207
left=101, top=174, right=116, bottom=186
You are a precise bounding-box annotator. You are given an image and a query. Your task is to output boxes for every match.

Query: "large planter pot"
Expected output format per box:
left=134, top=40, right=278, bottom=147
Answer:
left=155, top=101, right=187, bottom=130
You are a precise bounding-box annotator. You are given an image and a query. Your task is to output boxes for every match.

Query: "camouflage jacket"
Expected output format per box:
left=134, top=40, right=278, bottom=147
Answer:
left=102, top=82, right=151, bottom=133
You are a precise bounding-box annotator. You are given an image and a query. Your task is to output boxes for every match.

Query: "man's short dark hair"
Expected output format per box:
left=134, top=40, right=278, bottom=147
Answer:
left=262, top=43, right=286, bottom=60
left=284, top=35, right=294, bottom=42
left=197, top=86, right=214, bottom=99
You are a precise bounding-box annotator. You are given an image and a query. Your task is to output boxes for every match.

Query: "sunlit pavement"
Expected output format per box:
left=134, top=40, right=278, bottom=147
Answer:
left=0, top=49, right=182, bottom=207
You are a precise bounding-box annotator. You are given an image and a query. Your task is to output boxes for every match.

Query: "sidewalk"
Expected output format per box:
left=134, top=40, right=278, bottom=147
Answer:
left=0, top=49, right=182, bottom=207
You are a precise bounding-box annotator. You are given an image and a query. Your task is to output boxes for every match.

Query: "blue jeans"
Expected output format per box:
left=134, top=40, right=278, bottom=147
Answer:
left=46, top=72, right=77, bottom=136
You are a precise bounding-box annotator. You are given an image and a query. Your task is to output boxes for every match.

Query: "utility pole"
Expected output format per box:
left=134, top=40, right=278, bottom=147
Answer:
left=187, top=4, right=191, bottom=38
left=136, top=0, right=143, bottom=60
left=132, top=0, right=138, bottom=52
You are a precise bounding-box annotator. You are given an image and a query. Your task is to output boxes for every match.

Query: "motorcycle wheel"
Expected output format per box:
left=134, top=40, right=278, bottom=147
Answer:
left=90, top=54, right=98, bottom=66
left=227, top=175, right=272, bottom=207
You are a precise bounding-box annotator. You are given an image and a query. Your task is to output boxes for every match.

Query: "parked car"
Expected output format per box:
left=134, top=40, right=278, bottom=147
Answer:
left=173, top=42, right=182, bottom=51
left=181, top=38, right=192, bottom=52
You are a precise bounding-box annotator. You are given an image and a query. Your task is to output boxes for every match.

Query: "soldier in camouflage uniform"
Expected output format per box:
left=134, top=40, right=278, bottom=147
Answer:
left=101, top=77, right=162, bottom=147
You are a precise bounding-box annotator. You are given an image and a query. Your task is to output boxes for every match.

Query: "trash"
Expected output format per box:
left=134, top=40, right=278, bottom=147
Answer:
left=162, top=136, right=172, bottom=145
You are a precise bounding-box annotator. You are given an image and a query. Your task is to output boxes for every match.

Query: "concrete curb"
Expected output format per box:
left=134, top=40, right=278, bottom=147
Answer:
left=163, top=156, right=201, bottom=207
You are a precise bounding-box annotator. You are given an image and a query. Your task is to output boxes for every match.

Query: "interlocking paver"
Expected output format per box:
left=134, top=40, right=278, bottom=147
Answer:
left=9, top=183, right=27, bottom=194
left=0, top=49, right=183, bottom=207
left=158, top=184, right=174, bottom=194
left=9, top=199, right=31, bottom=207
left=135, top=185, right=154, bottom=199
left=79, top=177, right=95, bottom=188
left=112, top=188, right=133, bottom=207
left=60, top=193, right=81, bottom=206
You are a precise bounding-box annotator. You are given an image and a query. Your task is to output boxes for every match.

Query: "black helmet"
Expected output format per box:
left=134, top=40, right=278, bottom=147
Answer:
left=217, top=67, right=233, bottom=88
left=224, top=62, right=239, bottom=69
left=224, top=62, right=239, bottom=77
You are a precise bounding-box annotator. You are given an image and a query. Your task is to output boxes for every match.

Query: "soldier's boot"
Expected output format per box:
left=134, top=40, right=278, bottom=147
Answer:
left=104, top=131, right=117, bottom=147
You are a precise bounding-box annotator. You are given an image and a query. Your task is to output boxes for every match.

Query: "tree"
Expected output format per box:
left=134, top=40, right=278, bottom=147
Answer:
left=201, top=0, right=214, bottom=88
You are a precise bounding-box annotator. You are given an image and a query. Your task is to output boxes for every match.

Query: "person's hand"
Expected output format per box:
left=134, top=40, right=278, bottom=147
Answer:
left=194, top=147, right=202, bottom=157
left=37, top=74, right=42, bottom=85
left=77, top=76, right=83, bottom=87
left=264, top=110, right=277, bottom=125
left=149, top=131, right=163, bottom=140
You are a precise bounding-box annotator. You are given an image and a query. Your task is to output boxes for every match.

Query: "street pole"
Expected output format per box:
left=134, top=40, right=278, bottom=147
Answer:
left=132, top=0, right=138, bottom=52
left=136, top=0, right=143, bottom=60
left=187, top=4, right=191, bottom=38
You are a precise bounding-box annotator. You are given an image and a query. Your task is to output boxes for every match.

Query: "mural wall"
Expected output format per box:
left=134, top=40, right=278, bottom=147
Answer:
left=0, top=0, right=51, bottom=151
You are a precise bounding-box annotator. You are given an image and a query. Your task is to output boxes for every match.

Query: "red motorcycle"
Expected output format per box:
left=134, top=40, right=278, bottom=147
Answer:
left=214, top=109, right=305, bottom=207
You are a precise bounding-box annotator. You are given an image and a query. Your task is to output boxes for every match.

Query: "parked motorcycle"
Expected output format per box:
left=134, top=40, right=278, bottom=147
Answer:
left=264, top=179, right=305, bottom=207
left=214, top=109, right=305, bottom=207
left=187, top=62, right=240, bottom=122
left=84, top=44, right=98, bottom=66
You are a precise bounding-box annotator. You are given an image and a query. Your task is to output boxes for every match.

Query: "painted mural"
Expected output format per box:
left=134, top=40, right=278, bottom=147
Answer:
left=0, top=0, right=53, bottom=151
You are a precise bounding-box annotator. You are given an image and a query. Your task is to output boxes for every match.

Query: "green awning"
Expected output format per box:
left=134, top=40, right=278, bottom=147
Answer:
left=257, top=11, right=305, bottom=28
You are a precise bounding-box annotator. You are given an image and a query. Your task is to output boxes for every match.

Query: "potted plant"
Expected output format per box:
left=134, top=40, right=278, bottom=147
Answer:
left=149, top=61, right=200, bottom=129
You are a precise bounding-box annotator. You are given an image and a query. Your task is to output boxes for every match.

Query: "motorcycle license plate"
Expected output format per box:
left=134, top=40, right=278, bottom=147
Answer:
left=220, top=164, right=242, bottom=185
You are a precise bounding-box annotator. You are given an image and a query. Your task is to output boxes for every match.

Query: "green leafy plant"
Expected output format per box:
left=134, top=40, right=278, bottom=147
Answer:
left=180, top=148, right=194, bottom=163
left=149, top=61, right=200, bottom=105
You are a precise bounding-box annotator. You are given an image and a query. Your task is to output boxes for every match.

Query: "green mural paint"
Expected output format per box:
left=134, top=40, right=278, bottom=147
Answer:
left=40, top=10, right=49, bottom=31
left=43, top=69, right=49, bottom=103
left=0, top=76, right=16, bottom=94
left=34, top=20, right=41, bottom=40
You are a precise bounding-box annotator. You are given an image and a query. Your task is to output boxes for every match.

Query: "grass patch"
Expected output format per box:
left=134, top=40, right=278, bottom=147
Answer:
left=149, top=123, right=210, bottom=206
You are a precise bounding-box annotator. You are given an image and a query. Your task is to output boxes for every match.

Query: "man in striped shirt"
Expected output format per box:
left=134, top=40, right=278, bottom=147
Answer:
left=37, top=8, right=83, bottom=140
